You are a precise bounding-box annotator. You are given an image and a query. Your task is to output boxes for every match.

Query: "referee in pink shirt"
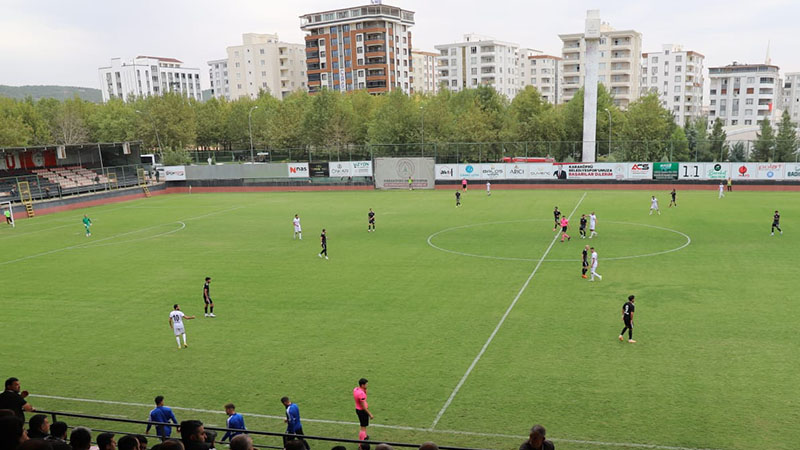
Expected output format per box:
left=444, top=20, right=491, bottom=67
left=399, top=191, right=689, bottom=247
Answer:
left=353, top=378, right=374, bottom=442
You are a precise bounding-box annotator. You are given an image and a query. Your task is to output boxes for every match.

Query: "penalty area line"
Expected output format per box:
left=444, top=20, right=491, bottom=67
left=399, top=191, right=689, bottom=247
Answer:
left=428, top=192, right=587, bottom=430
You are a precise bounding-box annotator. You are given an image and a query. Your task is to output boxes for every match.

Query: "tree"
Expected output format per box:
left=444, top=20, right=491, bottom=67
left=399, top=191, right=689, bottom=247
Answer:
left=729, top=141, right=747, bottom=162
left=195, top=97, right=228, bottom=149
left=618, top=93, right=674, bottom=161
left=753, top=118, right=776, bottom=161
left=367, top=90, right=418, bottom=151
left=89, top=98, right=138, bottom=143
left=0, top=98, right=34, bottom=146
left=267, top=91, right=309, bottom=150
left=775, top=110, right=798, bottom=161
left=708, top=118, right=728, bottom=161
left=561, top=85, right=619, bottom=161
left=667, top=126, right=690, bottom=161
left=686, top=117, right=711, bottom=161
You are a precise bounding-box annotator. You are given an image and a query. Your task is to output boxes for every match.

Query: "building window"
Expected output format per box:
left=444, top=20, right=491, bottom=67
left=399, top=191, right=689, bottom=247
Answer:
left=260, top=49, right=265, bottom=55
left=675, top=55, right=682, bottom=62
left=674, top=75, right=681, bottom=82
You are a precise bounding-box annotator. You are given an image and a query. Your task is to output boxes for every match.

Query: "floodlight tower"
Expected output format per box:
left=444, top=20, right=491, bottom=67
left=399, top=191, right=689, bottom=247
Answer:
left=582, top=10, right=602, bottom=162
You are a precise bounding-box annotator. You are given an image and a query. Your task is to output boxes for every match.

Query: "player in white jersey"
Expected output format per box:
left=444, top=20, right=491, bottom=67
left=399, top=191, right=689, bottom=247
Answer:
left=589, top=212, right=598, bottom=238
left=649, top=196, right=660, bottom=215
left=718, top=182, right=725, bottom=199
left=169, top=304, right=195, bottom=349
left=589, top=247, right=603, bottom=281
left=486, top=181, right=491, bottom=196
left=293, top=214, right=302, bottom=240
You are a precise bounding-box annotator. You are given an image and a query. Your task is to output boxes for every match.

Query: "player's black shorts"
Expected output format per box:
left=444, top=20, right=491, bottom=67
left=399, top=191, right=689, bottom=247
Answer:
left=369, top=219, right=375, bottom=224
left=356, top=409, right=369, bottom=427
left=580, top=226, right=585, bottom=230
left=773, top=222, right=780, bottom=227
left=623, top=316, right=633, bottom=327
left=204, top=297, right=212, bottom=305
left=582, top=260, right=589, bottom=267
left=561, top=226, right=567, bottom=232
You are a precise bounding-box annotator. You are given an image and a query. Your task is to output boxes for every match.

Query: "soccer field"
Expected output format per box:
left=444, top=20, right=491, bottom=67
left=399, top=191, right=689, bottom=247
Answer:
left=1, top=188, right=798, bottom=450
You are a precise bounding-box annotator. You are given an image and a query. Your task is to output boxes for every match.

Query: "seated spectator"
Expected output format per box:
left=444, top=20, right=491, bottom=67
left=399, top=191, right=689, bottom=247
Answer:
left=330, top=447, right=346, bottom=450
left=228, top=435, right=252, bottom=450
left=179, top=420, right=208, bottom=450
left=96, top=433, right=116, bottom=450
left=28, top=414, right=50, bottom=439
left=375, top=445, right=394, bottom=450
left=69, top=427, right=92, bottom=450
left=520, top=425, right=554, bottom=450
left=151, top=439, right=183, bottom=450
left=204, top=431, right=217, bottom=450
left=134, top=436, right=147, bottom=450
left=18, top=440, right=53, bottom=450
left=0, top=415, right=28, bottom=449
left=285, top=440, right=304, bottom=450
left=118, top=435, right=140, bottom=450
left=0, top=409, right=15, bottom=417
left=419, top=443, right=438, bottom=450
left=45, top=421, right=70, bottom=450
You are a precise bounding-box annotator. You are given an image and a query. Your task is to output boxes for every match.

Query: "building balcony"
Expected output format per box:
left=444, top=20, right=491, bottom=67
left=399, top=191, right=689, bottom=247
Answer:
left=366, top=58, right=387, bottom=65
left=365, top=51, right=385, bottom=58
left=366, top=45, right=385, bottom=53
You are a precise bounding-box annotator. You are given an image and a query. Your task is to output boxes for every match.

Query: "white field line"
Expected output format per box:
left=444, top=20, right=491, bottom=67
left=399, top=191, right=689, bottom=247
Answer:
left=80, top=222, right=186, bottom=248
left=30, top=394, right=720, bottom=450
left=429, top=192, right=587, bottom=430
left=0, top=206, right=243, bottom=267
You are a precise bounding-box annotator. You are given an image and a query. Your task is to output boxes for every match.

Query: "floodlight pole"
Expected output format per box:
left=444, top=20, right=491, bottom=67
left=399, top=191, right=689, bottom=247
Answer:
left=248, top=106, right=259, bottom=162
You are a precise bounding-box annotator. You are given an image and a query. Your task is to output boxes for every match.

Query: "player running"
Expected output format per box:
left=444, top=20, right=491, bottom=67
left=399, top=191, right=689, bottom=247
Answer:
left=718, top=182, right=725, bottom=199
left=649, top=196, right=660, bottom=215
left=559, top=217, right=571, bottom=242
left=553, top=207, right=561, bottom=231
left=293, top=215, right=302, bottom=240
left=589, top=212, right=598, bottom=238
left=618, top=295, right=636, bottom=343
left=589, top=247, right=602, bottom=281
left=455, top=190, right=461, bottom=207
left=579, top=214, right=587, bottom=238
left=82, top=214, right=92, bottom=236
left=203, top=277, right=215, bottom=317
left=169, top=304, right=196, bottom=349
left=581, top=245, right=589, bottom=279
left=772, top=210, right=782, bottom=236
left=486, top=181, right=491, bottom=197
left=319, top=229, right=328, bottom=260
left=368, top=208, right=375, bottom=232
left=669, top=189, right=677, bottom=207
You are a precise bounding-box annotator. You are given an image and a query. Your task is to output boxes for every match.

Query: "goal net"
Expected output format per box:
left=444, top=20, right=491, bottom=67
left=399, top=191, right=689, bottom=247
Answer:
left=1, top=201, right=14, bottom=228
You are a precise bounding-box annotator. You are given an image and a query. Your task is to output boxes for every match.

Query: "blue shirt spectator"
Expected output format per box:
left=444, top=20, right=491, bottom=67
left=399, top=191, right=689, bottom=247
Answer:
left=222, top=403, right=246, bottom=441
left=146, top=396, right=178, bottom=438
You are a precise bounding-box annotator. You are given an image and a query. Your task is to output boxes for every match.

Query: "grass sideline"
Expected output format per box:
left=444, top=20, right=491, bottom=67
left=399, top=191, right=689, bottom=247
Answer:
left=1, top=189, right=798, bottom=450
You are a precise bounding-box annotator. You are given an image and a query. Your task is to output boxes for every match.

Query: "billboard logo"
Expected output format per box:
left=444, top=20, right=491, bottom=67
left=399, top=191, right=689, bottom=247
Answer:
left=509, top=165, right=525, bottom=175
left=631, top=163, right=650, bottom=170
left=289, top=166, right=307, bottom=174
left=738, top=165, right=748, bottom=175
left=396, top=159, right=415, bottom=178
left=714, top=164, right=722, bottom=171
left=439, top=166, right=454, bottom=176
left=465, top=165, right=474, bottom=173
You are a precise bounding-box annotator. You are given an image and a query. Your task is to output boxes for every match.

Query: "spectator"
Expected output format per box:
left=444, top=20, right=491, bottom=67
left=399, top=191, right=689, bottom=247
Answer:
left=220, top=403, right=245, bottom=442
left=68, top=427, right=92, bottom=450
left=179, top=420, right=208, bottom=450
left=118, top=436, right=140, bottom=450
left=155, top=170, right=160, bottom=183
left=330, top=447, right=346, bottom=450
left=18, top=440, right=52, bottom=450
left=45, top=187, right=51, bottom=198
left=284, top=441, right=304, bottom=450
left=0, top=415, right=28, bottom=449
left=152, top=440, right=183, bottom=450
left=0, top=409, right=14, bottom=417
left=28, top=414, right=50, bottom=439
left=419, top=443, right=438, bottom=450
left=280, top=397, right=308, bottom=450
left=45, top=422, right=70, bottom=450
left=375, top=445, right=394, bottom=450
left=228, top=435, right=252, bottom=450
left=96, top=433, right=116, bottom=450
left=134, top=436, right=147, bottom=450
left=520, top=425, right=554, bottom=450
left=204, top=431, right=217, bottom=450
left=146, top=396, right=178, bottom=439
left=0, top=378, right=35, bottom=420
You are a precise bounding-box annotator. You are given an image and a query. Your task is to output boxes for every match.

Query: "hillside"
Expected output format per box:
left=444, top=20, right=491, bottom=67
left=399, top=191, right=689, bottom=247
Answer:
left=0, top=85, right=102, bottom=103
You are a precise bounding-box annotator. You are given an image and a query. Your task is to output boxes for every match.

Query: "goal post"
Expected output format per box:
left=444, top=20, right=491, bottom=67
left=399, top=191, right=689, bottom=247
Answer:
left=1, top=200, right=14, bottom=228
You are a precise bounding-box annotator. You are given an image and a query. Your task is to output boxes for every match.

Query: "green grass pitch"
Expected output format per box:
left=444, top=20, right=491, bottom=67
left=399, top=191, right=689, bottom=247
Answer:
left=1, top=188, right=798, bottom=450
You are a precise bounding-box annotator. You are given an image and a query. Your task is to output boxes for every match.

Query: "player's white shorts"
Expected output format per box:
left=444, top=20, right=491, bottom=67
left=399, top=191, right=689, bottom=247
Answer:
left=591, top=264, right=598, bottom=270
left=173, top=326, right=185, bottom=336
left=294, top=226, right=301, bottom=232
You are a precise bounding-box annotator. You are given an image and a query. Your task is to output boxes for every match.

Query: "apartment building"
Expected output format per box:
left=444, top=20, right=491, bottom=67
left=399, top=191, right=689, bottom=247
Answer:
left=207, top=59, right=229, bottom=100
left=223, top=33, right=306, bottom=100
left=559, top=23, right=642, bottom=108
left=519, top=50, right=563, bottom=104
left=300, top=4, right=415, bottom=94
left=781, top=72, right=800, bottom=123
left=708, top=63, right=781, bottom=126
left=411, top=49, right=438, bottom=94
left=98, top=56, right=201, bottom=102
left=641, top=44, right=704, bottom=125
left=435, top=34, right=521, bottom=98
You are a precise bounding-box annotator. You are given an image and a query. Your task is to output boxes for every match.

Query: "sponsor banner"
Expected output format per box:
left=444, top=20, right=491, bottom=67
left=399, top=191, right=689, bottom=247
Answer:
left=0, top=150, right=58, bottom=170
left=287, top=162, right=309, bottom=178
left=528, top=163, right=558, bottom=179
left=329, top=161, right=373, bottom=177
left=163, top=166, right=186, bottom=181
left=704, top=162, right=730, bottom=179
left=678, top=163, right=704, bottom=179
left=458, top=163, right=482, bottom=179
left=309, top=162, right=329, bottom=177
left=731, top=163, right=760, bottom=180
left=756, top=162, right=783, bottom=180
left=351, top=161, right=372, bottom=176
left=435, top=164, right=457, bottom=180
left=626, top=162, right=653, bottom=180
left=784, top=163, right=800, bottom=179
left=478, top=163, right=506, bottom=179
left=374, top=157, right=435, bottom=189
left=652, top=162, right=678, bottom=180
left=565, top=163, right=626, bottom=180
left=505, top=163, right=529, bottom=179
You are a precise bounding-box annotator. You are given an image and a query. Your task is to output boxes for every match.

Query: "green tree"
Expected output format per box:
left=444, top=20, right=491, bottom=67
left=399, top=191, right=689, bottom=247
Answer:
left=267, top=91, right=309, bottom=150
left=729, top=141, right=747, bottom=162
left=753, top=118, right=776, bottom=161
left=666, top=126, right=690, bottom=161
left=89, top=98, right=138, bottom=143
left=561, top=85, right=619, bottom=161
left=367, top=90, right=418, bottom=151
left=0, top=97, right=34, bottom=146
left=618, top=93, right=674, bottom=161
left=775, top=110, right=798, bottom=161
left=686, top=117, right=712, bottom=161
left=195, top=97, right=228, bottom=149
left=708, top=118, right=728, bottom=161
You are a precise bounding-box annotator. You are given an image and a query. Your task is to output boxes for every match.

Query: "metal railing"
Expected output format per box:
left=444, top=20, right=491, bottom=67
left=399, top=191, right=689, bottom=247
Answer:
left=36, top=410, right=487, bottom=450
left=0, top=164, right=146, bottom=204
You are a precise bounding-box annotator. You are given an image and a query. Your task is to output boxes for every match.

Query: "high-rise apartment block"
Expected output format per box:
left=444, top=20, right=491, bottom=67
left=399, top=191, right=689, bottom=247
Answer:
left=98, top=56, right=201, bottom=102
left=781, top=72, right=800, bottom=123
left=218, top=33, right=307, bottom=100
left=559, top=24, right=642, bottom=109
left=641, top=44, right=704, bottom=125
left=708, top=63, right=781, bottom=126
left=519, top=50, right=563, bottom=104
left=411, top=49, right=438, bottom=94
left=207, top=59, right=229, bottom=100
left=300, top=4, right=415, bottom=94
left=435, top=34, right=521, bottom=98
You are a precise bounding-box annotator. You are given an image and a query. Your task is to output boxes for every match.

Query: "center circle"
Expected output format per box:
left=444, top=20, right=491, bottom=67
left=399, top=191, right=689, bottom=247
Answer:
left=427, top=220, right=691, bottom=262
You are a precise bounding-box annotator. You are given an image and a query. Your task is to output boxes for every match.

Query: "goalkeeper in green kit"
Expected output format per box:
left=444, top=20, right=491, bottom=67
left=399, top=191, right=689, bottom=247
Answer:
left=83, top=214, right=92, bottom=237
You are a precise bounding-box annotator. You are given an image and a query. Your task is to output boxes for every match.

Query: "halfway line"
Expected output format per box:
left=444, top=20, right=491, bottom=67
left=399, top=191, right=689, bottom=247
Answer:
left=429, top=192, right=587, bottom=430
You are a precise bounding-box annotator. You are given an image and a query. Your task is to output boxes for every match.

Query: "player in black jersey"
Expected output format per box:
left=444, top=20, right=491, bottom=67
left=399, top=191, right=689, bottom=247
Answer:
left=579, top=214, right=587, bottom=238
left=455, top=191, right=461, bottom=207
left=618, top=295, right=636, bottom=343
left=553, top=207, right=561, bottom=231
left=318, top=229, right=328, bottom=260
left=669, top=189, right=677, bottom=208
left=368, top=208, right=376, bottom=232
left=581, top=245, right=589, bottom=279
left=203, top=277, right=215, bottom=317
left=771, top=210, right=782, bottom=236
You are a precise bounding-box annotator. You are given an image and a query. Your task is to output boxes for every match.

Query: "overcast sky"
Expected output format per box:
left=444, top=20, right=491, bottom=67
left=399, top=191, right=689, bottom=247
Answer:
left=2, top=0, right=798, bottom=90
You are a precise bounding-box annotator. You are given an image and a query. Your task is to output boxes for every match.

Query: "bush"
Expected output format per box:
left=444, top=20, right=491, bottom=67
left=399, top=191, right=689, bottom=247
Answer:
left=162, top=148, right=192, bottom=166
